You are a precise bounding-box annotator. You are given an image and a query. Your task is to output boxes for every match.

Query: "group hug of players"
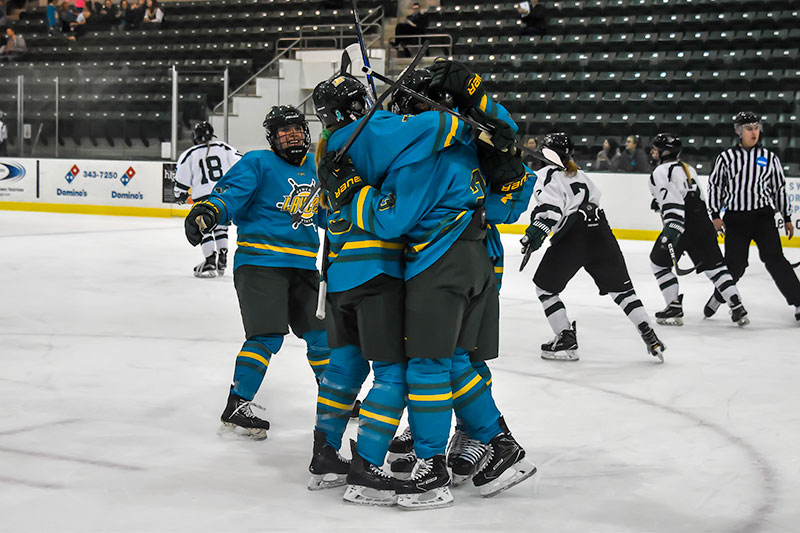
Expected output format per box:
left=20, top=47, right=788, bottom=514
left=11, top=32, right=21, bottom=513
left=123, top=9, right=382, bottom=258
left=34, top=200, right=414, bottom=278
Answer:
left=176, top=56, right=800, bottom=510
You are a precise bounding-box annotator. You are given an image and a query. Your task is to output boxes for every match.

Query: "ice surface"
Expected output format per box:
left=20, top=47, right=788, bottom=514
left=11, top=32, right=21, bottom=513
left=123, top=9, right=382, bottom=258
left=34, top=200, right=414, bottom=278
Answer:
left=1, top=211, right=798, bottom=532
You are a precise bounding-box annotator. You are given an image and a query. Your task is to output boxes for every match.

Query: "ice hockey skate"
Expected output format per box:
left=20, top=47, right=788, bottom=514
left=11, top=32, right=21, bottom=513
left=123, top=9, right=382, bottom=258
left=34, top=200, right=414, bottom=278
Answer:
left=387, top=426, right=413, bottom=463
left=638, top=322, right=665, bottom=363
left=308, top=429, right=350, bottom=490
left=396, top=455, right=454, bottom=510
left=703, top=289, right=724, bottom=317
left=216, top=248, right=228, bottom=276
left=343, top=442, right=400, bottom=506
left=193, top=252, right=217, bottom=278
left=389, top=450, right=416, bottom=480
left=655, top=294, right=684, bottom=326
left=541, top=321, right=578, bottom=361
left=219, top=391, right=270, bottom=440
left=472, top=432, right=537, bottom=498
left=446, top=429, right=491, bottom=486
left=729, top=295, right=749, bottom=326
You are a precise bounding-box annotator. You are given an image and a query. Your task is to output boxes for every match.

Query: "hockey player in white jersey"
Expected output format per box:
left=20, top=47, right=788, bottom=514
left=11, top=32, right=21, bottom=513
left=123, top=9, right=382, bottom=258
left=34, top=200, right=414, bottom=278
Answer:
left=520, top=133, right=665, bottom=362
left=175, top=122, right=242, bottom=278
left=646, top=133, right=748, bottom=327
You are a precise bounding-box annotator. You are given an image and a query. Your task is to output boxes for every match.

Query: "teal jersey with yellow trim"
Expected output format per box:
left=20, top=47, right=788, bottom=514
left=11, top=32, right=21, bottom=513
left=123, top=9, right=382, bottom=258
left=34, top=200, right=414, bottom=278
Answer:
left=474, top=93, right=519, bottom=134
left=206, top=150, right=322, bottom=272
left=338, top=144, right=486, bottom=281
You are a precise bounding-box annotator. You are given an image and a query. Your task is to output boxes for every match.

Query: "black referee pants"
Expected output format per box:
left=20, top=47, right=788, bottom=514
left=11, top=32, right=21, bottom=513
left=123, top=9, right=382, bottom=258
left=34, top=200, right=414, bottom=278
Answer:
left=723, top=207, right=800, bottom=306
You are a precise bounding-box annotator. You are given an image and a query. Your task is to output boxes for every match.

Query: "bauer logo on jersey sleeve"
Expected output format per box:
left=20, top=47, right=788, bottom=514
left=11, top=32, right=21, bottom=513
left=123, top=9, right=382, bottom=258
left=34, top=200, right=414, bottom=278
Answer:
left=277, top=178, right=318, bottom=229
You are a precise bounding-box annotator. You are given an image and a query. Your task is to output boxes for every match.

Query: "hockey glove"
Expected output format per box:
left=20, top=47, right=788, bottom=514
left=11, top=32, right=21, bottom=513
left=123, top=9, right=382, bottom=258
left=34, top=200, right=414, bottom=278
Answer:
left=659, top=221, right=684, bottom=249
left=429, top=59, right=485, bottom=111
left=175, top=191, right=190, bottom=204
left=649, top=198, right=660, bottom=212
left=318, top=151, right=366, bottom=212
left=470, top=108, right=517, bottom=153
left=519, top=220, right=549, bottom=271
left=185, top=202, right=219, bottom=247
left=477, top=142, right=526, bottom=194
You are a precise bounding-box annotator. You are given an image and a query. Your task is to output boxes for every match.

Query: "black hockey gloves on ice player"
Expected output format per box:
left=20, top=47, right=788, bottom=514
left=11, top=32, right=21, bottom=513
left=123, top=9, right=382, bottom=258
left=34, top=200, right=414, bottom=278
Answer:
left=429, top=59, right=485, bottom=112
left=318, top=151, right=367, bottom=212
left=184, top=202, right=219, bottom=246
left=660, top=220, right=684, bottom=249
left=519, top=220, right=549, bottom=271
left=476, top=140, right=526, bottom=194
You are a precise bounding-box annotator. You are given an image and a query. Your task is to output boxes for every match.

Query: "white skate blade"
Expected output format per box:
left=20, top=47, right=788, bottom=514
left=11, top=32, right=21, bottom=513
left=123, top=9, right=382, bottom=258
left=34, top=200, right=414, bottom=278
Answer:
left=541, top=350, right=579, bottom=361
left=194, top=270, right=217, bottom=279
left=397, top=486, right=454, bottom=510
left=479, top=459, right=537, bottom=498
left=307, top=473, right=348, bottom=491
left=343, top=484, right=397, bottom=506
left=735, top=316, right=750, bottom=327
left=218, top=422, right=267, bottom=440
left=651, top=348, right=665, bottom=364
left=656, top=317, right=683, bottom=326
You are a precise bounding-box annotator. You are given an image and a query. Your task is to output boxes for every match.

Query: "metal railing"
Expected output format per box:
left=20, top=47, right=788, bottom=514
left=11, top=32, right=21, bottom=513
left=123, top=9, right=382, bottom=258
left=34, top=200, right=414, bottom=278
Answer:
left=386, top=33, right=453, bottom=73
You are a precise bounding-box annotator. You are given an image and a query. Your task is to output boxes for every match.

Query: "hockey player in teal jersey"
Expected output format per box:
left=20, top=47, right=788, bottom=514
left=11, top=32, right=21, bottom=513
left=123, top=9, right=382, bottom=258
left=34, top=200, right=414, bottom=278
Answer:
left=316, top=61, right=536, bottom=509
left=184, top=105, right=330, bottom=440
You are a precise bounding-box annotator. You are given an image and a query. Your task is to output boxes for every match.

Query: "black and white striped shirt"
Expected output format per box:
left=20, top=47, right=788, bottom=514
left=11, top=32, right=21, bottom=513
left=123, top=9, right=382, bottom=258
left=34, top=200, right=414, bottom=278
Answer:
left=707, top=144, right=789, bottom=219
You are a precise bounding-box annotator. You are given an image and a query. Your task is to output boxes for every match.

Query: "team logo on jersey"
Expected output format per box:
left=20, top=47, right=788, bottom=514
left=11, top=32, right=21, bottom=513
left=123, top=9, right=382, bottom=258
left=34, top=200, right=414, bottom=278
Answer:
left=756, top=156, right=768, bottom=167
left=277, top=178, right=318, bottom=229
left=0, top=161, right=26, bottom=183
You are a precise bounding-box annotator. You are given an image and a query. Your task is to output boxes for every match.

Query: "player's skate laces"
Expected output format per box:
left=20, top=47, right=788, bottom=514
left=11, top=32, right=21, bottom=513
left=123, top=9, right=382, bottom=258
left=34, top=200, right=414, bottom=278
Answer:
left=472, top=432, right=537, bottom=498
left=541, top=321, right=578, bottom=361
left=655, top=294, right=684, bottom=326
left=219, top=394, right=270, bottom=440
left=389, top=450, right=417, bottom=480
left=449, top=433, right=491, bottom=486
left=638, top=322, right=665, bottom=363
left=396, top=455, right=453, bottom=510
left=194, top=252, right=217, bottom=278
left=445, top=428, right=467, bottom=468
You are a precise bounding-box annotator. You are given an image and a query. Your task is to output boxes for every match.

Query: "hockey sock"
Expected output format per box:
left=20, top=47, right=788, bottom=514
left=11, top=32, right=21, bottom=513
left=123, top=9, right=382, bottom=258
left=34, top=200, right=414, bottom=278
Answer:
left=200, top=233, right=216, bottom=259
left=535, top=285, right=571, bottom=334
left=704, top=262, right=742, bottom=307
left=610, top=289, right=651, bottom=328
left=231, top=334, right=284, bottom=401
left=651, top=260, right=679, bottom=304
left=450, top=350, right=502, bottom=444
left=406, top=357, right=453, bottom=459
left=213, top=225, right=228, bottom=251
left=315, top=344, right=370, bottom=450
left=302, top=329, right=331, bottom=381
left=472, top=360, right=492, bottom=386
left=357, top=361, right=407, bottom=467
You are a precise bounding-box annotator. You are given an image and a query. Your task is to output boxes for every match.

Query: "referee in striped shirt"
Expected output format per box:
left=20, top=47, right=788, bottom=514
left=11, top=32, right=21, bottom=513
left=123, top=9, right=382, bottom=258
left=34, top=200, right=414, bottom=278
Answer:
left=707, top=111, right=800, bottom=322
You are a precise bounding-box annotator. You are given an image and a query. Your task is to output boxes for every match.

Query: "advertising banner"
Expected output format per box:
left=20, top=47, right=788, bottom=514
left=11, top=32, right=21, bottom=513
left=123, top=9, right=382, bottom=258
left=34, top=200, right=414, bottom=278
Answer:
left=162, top=163, right=178, bottom=204
left=38, top=159, right=164, bottom=208
left=0, top=158, right=38, bottom=201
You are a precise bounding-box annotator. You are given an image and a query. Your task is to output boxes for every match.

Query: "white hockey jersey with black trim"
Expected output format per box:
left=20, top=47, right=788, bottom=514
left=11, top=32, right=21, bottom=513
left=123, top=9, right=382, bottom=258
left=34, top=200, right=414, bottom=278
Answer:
left=530, top=165, right=602, bottom=237
left=175, top=141, right=242, bottom=201
left=647, top=160, right=702, bottom=229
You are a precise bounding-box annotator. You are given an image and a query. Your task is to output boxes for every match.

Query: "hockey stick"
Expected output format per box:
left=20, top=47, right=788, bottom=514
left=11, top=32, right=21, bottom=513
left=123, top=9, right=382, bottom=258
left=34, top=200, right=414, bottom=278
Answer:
left=292, top=42, right=430, bottom=226
left=792, top=260, right=800, bottom=269
left=676, top=262, right=696, bottom=276
left=362, top=66, right=566, bottom=171
left=351, top=0, right=378, bottom=101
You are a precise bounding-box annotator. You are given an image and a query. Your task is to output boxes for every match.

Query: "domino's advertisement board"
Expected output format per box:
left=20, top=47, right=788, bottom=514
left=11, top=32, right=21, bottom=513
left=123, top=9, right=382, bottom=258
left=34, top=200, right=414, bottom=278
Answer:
left=0, top=158, right=38, bottom=201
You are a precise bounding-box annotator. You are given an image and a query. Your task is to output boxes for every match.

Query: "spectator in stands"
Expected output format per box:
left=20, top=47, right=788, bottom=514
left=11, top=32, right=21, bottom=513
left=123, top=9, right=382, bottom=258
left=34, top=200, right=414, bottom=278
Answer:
left=595, top=138, right=620, bottom=171
left=124, top=0, right=145, bottom=30
left=97, top=0, right=116, bottom=29
left=0, top=0, right=8, bottom=28
left=0, top=27, right=26, bottom=60
left=648, top=144, right=660, bottom=170
left=66, top=6, right=91, bottom=41
left=522, top=136, right=546, bottom=171
left=116, top=0, right=129, bottom=28
left=390, top=1, right=428, bottom=57
left=143, top=0, right=162, bottom=24
left=611, top=134, right=650, bottom=173
left=46, top=0, right=59, bottom=32
left=516, top=0, right=546, bottom=36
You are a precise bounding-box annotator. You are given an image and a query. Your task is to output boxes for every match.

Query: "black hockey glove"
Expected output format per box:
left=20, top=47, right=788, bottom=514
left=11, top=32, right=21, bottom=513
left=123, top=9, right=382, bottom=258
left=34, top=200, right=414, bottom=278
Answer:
left=318, top=151, right=366, bottom=212
left=659, top=221, right=684, bottom=249
left=519, top=220, right=549, bottom=271
left=429, top=59, right=485, bottom=111
left=649, top=198, right=660, bottom=212
left=185, top=201, right=219, bottom=247
left=477, top=142, right=526, bottom=194
left=470, top=108, right=517, bottom=153
left=175, top=191, right=190, bottom=204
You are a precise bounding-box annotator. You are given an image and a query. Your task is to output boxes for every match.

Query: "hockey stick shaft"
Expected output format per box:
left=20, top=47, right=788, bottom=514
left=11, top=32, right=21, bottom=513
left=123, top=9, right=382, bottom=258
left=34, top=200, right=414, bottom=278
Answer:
left=351, top=0, right=378, bottom=101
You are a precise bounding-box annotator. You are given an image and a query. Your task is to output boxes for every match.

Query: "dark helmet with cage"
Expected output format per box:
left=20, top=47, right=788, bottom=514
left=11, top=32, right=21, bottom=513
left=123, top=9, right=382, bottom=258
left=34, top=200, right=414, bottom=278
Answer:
left=651, top=132, right=682, bottom=163
left=390, top=68, right=432, bottom=115
left=312, top=74, right=371, bottom=130
left=192, top=122, right=215, bottom=145
left=262, top=105, right=310, bottom=166
left=541, top=132, right=575, bottom=164
left=733, top=111, right=762, bottom=135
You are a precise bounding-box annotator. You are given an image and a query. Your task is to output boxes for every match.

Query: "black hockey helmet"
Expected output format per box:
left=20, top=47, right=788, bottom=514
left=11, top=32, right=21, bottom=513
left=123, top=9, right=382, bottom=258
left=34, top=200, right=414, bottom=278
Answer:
left=541, top=132, right=574, bottom=163
left=390, top=68, right=433, bottom=115
left=312, top=74, right=371, bottom=129
left=263, top=105, right=310, bottom=166
left=192, top=121, right=214, bottom=145
left=733, top=111, right=761, bottom=126
left=651, top=132, right=682, bottom=162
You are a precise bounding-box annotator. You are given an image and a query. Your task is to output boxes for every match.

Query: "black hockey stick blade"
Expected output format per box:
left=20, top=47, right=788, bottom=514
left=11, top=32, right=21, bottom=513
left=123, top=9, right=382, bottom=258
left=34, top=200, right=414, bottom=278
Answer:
left=675, top=264, right=696, bottom=276
left=519, top=245, right=534, bottom=272
left=792, top=260, right=800, bottom=269
left=340, top=48, right=351, bottom=75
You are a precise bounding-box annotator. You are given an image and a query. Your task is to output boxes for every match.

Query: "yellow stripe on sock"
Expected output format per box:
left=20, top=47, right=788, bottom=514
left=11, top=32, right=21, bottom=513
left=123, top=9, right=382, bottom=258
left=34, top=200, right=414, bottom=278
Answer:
left=309, top=359, right=330, bottom=366
left=408, top=392, right=453, bottom=402
left=317, top=396, right=353, bottom=411
left=359, top=408, right=400, bottom=426
left=452, top=375, right=482, bottom=399
left=487, top=379, right=492, bottom=386
left=237, top=351, right=270, bottom=367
